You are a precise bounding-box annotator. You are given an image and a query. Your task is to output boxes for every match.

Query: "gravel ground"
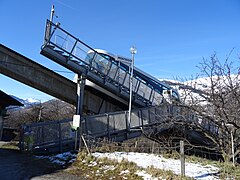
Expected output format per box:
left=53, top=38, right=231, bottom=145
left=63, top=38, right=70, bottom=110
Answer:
left=0, top=142, right=82, bottom=180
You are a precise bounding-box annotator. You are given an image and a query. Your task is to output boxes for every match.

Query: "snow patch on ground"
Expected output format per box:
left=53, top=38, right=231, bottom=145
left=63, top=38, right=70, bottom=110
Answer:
left=36, top=151, right=219, bottom=179
left=36, top=152, right=77, bottom=165
left=136, top=170, right=157, bottom=180
left=93, top=152, right=219, bottom=180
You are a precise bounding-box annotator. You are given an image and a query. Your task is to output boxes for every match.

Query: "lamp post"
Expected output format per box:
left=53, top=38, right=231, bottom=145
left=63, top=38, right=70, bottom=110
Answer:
left=128, top=46, right=137, bottom=131
left=50, top=5, right=55, bottom=22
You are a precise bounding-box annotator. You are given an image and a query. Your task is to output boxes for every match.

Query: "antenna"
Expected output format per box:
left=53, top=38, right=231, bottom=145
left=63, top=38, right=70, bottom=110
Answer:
left=50, top=5, right=55, bottom=22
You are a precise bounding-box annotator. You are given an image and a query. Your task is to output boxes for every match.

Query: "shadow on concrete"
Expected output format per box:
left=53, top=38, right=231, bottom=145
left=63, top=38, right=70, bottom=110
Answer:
left=0, top=147, right=80, bottom=180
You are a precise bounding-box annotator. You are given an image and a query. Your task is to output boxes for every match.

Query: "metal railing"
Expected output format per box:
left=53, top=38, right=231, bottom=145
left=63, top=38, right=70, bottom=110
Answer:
left=19, top=119, right=73, bottom=152
left=42, top=20, right=164, bottom=106
left=19, top=104, right=219, bottom=152
left=83, top=104, right=219, bottom=138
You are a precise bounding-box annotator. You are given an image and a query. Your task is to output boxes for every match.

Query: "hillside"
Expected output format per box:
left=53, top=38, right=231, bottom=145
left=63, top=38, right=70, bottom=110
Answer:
left=161, top=74, right=240, bottom=105
left=5, top=99, right=75, bottom=128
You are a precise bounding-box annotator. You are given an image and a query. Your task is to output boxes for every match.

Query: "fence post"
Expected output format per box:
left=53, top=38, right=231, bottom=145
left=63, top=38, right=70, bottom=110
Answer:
left=139, top=110, right=143, bottom=128
left=137, top=110, right=140, bottom=127
left=230, top=130, right=235, bottom=167
left=180, top=140, right=185, bottom=177
left=107, top=114, right=110, bottom=140
left=42, top=125, right=45, bottom=144
left=59, top=121, right=62, bottom=153
left=19, top=125, right=24, bottom=152
left=124, top=111, right=129, bottom=139
left=148, top=109, right=151, bottom=124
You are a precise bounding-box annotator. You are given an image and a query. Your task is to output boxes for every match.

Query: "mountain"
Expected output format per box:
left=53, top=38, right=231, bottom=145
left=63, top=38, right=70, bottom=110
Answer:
left=161, top=78, right=207, bottom=99
left=5, top=98, right=75, bottom=128
left=161, top=74, right=240, bottom=105
left=8, top=96, right=40, bottom=110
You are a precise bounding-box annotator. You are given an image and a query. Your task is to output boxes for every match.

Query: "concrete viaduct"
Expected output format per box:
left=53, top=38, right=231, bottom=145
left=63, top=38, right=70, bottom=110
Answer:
left=0, top=44, right=128, bottom=114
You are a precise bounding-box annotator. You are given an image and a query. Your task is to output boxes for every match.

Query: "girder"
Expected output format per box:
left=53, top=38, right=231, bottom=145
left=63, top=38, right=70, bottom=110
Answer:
left=0, top=44, right=77, bottom=105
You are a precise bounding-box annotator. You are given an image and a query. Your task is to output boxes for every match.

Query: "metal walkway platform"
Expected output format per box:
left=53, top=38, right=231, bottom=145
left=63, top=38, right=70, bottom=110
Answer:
left=40, top=20, right=178, bottom=107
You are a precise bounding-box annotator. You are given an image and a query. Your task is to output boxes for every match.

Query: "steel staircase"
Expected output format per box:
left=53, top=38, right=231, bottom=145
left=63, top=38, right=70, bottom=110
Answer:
left=40, top=20, right=175, bottom=107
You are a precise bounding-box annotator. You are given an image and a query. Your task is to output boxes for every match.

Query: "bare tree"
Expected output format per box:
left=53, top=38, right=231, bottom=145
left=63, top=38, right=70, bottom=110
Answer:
left=144, top=53, right=240, bottom=164
left=5, top=99, right=75, bottom=128
left=179, top=53, right=240, bottom=163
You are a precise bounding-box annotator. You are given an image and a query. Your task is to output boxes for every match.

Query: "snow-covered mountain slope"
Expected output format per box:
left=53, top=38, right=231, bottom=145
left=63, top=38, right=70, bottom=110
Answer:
left=160, top=78, right=208, bottom=103
left=161, top=74, right=240, bottom=104
left=7, top=96, right=40, bottom=110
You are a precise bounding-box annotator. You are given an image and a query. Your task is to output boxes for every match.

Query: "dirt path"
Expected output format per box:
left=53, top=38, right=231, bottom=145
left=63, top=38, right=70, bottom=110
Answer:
left=0, top=143, right=82, bottom=180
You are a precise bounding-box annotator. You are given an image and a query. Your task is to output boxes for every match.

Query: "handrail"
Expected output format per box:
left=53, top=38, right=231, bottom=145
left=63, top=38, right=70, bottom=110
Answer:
left=42, top=19, right=163, bottom=106
left=19, top=104, right=219, bottom=151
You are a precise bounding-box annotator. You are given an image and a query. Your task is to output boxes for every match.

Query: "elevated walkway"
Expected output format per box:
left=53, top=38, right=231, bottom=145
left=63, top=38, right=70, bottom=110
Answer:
left=40, top=20, right=176, bottom=107
left=22, top=104, right=217, bottom=153
left=83, top=104, right=194, bottom=141
left=0, top=44, right=129, bottom=113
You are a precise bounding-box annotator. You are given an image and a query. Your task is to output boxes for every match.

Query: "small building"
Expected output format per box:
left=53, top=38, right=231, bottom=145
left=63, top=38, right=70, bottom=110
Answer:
left=0, top=90, right=23, bottom=140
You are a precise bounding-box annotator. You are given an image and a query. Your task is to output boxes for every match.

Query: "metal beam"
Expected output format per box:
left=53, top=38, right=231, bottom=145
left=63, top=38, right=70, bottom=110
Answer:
left=0, top=44, right=77, bottom=105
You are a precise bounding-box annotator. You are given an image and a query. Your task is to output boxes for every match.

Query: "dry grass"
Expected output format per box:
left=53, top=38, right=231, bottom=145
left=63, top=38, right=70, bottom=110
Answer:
left=0, top=141, right=19, bottom=150
left=67, top=150, right=186, bottom=179
left=82, top=136, right=240, bottom=179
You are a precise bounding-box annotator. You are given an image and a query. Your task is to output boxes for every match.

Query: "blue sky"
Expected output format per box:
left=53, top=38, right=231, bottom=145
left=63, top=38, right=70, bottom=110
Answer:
left=1, top=0, right=240, bottom=101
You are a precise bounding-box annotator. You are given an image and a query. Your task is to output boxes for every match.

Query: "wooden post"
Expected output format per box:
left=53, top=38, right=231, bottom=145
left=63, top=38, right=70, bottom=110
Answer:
left=152, top=141, right=155, bottom=154
left=180, top=140, right=185, bottom=177
left=81, top=135, right=91, bottom=155
left=231, top=131, right=235, bottom=167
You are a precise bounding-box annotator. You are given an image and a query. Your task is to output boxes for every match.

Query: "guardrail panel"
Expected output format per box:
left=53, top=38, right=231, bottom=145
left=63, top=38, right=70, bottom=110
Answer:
left=108, top=63, right=118, bottom=80
left=86, top=115, right=108, bottom=135
left=109, top=113, right=126, bottom=131
left=130, top=111, right=141, bottom=128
